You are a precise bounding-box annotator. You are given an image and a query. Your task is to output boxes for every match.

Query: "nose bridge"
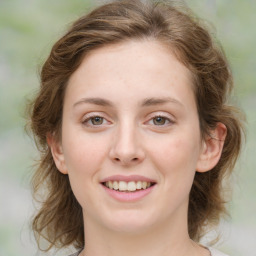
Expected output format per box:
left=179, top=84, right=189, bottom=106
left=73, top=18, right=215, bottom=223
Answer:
left=110, top=117, right=144, bottom=165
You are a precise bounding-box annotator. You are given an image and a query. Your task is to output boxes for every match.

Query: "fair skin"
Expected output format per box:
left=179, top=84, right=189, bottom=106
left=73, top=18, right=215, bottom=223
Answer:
left=49, top=40, right=226, bottom=256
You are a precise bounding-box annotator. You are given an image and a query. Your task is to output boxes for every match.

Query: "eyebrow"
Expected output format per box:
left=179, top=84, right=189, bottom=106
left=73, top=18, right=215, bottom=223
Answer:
left=141, top=97, right=183, bottom=107
left=73, top=97, right=183, bottom=108
left=73, top=97, right=114, bottom=108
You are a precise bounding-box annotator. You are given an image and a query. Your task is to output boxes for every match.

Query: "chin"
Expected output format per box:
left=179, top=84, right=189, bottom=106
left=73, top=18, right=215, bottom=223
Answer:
left=101, top=209, right=158, bottom=234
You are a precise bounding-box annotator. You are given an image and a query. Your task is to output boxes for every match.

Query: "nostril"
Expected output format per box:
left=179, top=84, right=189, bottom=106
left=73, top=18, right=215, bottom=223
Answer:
left=113, top=157, right=139, bottom=164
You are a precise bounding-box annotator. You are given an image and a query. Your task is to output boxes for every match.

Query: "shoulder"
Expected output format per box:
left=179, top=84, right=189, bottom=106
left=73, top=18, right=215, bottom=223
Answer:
left=208, top=247, right=230, bottom=256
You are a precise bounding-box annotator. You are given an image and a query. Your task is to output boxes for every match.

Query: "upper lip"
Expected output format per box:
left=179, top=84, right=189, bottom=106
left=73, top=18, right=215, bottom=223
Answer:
left=100, top=175, right=156, bottom=183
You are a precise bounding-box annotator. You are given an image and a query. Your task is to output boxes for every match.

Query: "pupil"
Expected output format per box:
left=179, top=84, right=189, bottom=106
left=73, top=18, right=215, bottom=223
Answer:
left=92, top=117, right=103, bottom=125
left=154, top=117, right=165, bottom=125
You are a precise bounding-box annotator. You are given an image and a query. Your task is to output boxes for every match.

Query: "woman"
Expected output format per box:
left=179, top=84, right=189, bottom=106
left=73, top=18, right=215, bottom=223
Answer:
left=28, top=1, right=244, bottom=255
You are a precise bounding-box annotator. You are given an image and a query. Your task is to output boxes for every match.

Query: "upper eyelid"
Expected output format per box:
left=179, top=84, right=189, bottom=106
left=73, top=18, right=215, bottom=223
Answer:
left=81, top=112, right=111, bottom=125
left=82, top=112, right=108, bottom=119
left=144, top=112, right=176, bottom=127
left=146, top=111, right=175, bottom=120
left=82, top=116, right=111, bottom=129
left=80, top=111, right=175, bottom=122
left=147, top=116, right=173, bottom=125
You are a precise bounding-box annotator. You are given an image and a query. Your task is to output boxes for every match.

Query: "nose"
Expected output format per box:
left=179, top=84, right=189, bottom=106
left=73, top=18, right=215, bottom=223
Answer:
left=109, top=122, right=145, bottom=166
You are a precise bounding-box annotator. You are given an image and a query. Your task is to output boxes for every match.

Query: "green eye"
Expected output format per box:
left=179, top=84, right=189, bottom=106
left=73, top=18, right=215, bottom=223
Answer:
left=153, top=116, right=167, bottom=125
left=91, top=116, right=104, bottom=125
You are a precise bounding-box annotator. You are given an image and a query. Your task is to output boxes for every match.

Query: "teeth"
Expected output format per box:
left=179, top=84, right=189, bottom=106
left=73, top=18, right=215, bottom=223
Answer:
left=113, top=181, right=118, bottom=190
left=127, top=181, right=136, bottom=191
left=136, top=181, right=142, bottom=189
left=108, top=181, right=113, bottom=189
left=119, top=181, right=127, bottom=191
left=142, top=181, right=147, bottom=189
left=104, top=181, right=153, bottom=192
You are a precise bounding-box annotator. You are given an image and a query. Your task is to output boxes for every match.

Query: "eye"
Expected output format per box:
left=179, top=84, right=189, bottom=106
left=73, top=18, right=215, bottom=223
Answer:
left=90, top=116, right=104, bottom=125
left=146, top=114, right=174, bottom=127
left=152, top=116, right=169, bottom=125
left=82, top=114, right=109, bottom=127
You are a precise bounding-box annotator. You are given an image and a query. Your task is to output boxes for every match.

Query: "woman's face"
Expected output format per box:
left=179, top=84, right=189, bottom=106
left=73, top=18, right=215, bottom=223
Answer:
left=51, top=40, right=212, bottom=234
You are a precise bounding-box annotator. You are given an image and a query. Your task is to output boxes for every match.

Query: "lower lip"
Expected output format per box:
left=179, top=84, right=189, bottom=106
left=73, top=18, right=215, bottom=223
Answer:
left=101, top=184, right=155, bottom=202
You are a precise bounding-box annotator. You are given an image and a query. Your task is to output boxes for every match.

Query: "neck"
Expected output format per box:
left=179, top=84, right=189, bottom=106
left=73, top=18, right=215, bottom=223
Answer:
left=81, top=208, right=208, bottom=256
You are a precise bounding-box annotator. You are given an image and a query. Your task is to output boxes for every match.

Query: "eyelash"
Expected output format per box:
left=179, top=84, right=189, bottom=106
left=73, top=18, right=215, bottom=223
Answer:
left=82, top=114, right=110, bottom=127
left=81, top=113, right=174, bottom=128
left=146, top=115, right=174, bottom=127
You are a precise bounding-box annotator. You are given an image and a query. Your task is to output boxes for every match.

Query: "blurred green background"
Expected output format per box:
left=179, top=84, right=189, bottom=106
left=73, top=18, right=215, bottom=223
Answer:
left=0, top=0, right=255, bottom=255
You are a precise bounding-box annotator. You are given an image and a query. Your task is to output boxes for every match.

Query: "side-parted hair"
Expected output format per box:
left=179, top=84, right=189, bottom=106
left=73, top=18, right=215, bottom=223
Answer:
left=28, top=0, right=244, bottom=251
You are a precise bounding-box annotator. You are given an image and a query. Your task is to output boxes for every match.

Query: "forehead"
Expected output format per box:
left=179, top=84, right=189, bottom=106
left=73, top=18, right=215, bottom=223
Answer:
left=66, top=40, right=195, bottom=108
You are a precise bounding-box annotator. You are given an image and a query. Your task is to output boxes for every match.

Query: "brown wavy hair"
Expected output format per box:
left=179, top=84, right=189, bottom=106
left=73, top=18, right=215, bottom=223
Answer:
left=28, top=0, right=244, bottom=251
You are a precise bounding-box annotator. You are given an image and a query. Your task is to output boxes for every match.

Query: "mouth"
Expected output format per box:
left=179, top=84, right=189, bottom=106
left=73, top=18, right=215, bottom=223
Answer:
left=102, top=181, right=156, bottom=192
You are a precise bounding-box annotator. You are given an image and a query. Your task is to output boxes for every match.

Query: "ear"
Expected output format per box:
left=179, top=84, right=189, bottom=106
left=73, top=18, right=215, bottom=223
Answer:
left=196, top=123, right=227, bottom=173
left=47, top=133, right=68, bottom=174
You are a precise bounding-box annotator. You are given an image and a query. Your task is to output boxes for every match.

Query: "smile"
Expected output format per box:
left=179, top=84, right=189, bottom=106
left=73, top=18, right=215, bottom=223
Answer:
left=103, top=181, right=154, bottom=192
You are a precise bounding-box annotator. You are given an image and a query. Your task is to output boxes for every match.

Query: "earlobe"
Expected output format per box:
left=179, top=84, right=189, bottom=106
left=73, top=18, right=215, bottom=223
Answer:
left=196, top=123, right=227, bottom=173
left=47, top=133, right=68, bottom=174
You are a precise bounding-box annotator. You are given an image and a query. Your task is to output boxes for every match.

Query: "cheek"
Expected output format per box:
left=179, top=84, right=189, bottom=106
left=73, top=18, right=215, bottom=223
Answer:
left=147, top=134, right=201, bottom=176
left=61, top=131, right=109, bottom=206
left=62, top=130, right=108, bottom=175
left=145, top=135, right=201, bottom=215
